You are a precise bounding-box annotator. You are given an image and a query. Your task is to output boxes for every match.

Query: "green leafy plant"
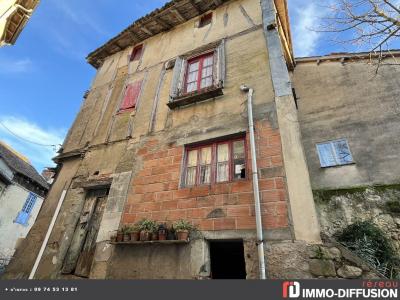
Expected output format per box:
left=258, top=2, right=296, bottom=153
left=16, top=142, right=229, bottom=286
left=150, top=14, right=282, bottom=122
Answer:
left=138, top=219, right=157, bottom=232
left=174, top=219, right=196, bottom=232
left=120, top=225, right=131, bottom=234
left=337, top=221, right=399, bottom=278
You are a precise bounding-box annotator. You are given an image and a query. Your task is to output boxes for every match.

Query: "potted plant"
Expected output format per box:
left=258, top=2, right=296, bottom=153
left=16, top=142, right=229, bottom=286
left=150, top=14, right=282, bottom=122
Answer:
left=122, top=225, right=131, bottom=242
left=139, top=219, right=157, bottom=241
left=158, top=223, right=168, bottom=240
left=130, top=224, right=140, bottom=241
left=167, top=224, right=176, bottom=240
left=110, top=234, right=117, bottom=243
left=174, top=220, right=195, bottom=241
left=116, top=229, right=124, bottom=242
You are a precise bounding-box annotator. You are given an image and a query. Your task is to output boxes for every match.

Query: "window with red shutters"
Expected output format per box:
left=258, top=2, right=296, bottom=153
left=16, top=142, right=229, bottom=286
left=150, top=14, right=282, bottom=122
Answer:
left=130, top=44, right=143, bottom=61
left=120, top=80, right=142, bottom=111
left=184, top=137, right=247, bottom=187
left=185, top=53, right=214, bottom=94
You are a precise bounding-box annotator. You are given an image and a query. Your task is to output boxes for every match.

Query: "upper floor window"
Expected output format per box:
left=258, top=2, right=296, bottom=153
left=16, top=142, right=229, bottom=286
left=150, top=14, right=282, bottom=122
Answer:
left=15, top=192, right=37, bottom=226
left=130, top=44, right=143, bottom=61
left=316, top=139, right=354, bottom=168
left=168, top=40, right=226, bottom=109
left=199, top=13, right=212, bottom=28
left=119, top=80, right=142, bottom=111
left=184, top=137, right=246, bottom=187
left=185, top=53, right=214, bottom=93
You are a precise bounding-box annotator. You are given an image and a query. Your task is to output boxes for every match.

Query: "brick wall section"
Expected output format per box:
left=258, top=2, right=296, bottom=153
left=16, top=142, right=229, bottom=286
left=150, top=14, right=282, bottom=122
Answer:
left=122, top=120, right=289, bottom=231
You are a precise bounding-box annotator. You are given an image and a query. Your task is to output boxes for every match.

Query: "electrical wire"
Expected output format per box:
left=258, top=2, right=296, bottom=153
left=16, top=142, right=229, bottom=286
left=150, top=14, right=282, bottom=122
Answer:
left=0, top=121, right=61, bottom=151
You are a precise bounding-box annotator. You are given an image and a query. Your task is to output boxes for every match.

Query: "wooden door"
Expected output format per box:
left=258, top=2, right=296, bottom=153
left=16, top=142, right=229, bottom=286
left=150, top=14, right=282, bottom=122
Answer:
left=61, top=189, right=108, bottom=276
left=74, top=195, right=107, bottom=277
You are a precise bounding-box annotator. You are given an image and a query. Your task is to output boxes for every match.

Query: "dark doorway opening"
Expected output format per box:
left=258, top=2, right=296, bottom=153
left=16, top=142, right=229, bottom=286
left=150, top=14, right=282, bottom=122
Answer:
left=209, top=240, right=247, bottom=279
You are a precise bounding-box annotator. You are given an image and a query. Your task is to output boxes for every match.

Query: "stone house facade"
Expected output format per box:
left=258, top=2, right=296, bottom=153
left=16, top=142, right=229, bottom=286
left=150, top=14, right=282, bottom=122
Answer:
left=3, top=0, right=399, bottom=279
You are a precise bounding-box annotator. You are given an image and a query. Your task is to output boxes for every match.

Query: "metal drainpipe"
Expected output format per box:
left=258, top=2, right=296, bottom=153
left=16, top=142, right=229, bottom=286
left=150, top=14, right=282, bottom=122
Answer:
left=240, top=85, right=267, bottom=279
left=29, top=189, right=67, bottom=279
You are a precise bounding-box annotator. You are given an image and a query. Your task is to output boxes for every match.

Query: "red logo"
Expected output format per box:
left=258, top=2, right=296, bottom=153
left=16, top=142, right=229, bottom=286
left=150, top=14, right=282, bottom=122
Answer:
left=283, top=281, right=301, bottom=298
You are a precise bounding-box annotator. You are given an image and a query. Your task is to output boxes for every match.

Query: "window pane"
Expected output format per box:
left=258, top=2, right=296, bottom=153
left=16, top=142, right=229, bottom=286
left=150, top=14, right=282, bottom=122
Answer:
left=317, top=143, right=337, bottom=167
left=187, top=150, right=198, bottom=167
left=186, top=167, right=197, bottom=186
left=233, top=140, right=246, bottom=179
left=200, top=147, right=212, bottom=184
left=186, top=150, right=198, bottom=186
left=200, top=77, right=213, bottom=89
left=203, top=56, right=213, bottom=67
left=217, top=144, right=229, bottom=182
left=333, top=140, right=353, bottom=164
left=189, top=61, right=199, bottom=72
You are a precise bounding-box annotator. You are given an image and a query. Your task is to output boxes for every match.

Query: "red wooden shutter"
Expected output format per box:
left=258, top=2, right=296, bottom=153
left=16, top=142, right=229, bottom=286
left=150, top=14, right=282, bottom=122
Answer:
left=120, top=80, right=142, bottom=111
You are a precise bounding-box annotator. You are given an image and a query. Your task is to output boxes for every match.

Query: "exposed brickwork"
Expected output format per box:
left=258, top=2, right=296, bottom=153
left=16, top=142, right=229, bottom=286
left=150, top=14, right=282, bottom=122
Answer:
left=122, top=120, right=289, bottom=231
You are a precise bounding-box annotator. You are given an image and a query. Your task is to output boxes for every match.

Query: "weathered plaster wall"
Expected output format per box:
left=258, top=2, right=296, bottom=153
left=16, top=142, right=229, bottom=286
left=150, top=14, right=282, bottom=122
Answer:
left=61, top=0, right=273, bottom=154
left=293, top=58, right=400, bottom=189
left=0, top=184, right=44, bottom=260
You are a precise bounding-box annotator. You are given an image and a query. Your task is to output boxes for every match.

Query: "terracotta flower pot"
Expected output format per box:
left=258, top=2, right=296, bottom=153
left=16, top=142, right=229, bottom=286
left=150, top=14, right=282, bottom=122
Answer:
left=158, top=230, right=167, bottom=240
left=151, top=232, right=159, bottom=241
left=176, top=230, right=189, bottom=241
left=130, top=231, right=140, bottom=241
left=140, top=231, right=152, bottom=241
left=116, top=232, right=124, bottom=242
left=123, top=233, right=130, bottom=242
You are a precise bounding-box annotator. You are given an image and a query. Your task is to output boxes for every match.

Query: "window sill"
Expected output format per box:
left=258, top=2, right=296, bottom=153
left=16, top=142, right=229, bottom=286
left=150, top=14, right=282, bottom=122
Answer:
left=168, top=85, right=223, bottom=109
left=117, top=108, right=136, bottom=115
left=320, top=162, right=356, bottom=169
left=182, top=178, right=248, bottom=189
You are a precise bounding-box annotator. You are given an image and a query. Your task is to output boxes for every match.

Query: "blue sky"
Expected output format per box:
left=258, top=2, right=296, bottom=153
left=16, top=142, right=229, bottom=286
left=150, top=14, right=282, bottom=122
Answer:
left=0, top=0, right=398, bottom=172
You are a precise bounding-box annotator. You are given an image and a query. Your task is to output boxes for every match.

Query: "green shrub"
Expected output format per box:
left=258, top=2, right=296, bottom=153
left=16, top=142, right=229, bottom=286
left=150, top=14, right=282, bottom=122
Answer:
left=337, top=221, right=399, bottom=278
left=386, top=201, right=400, bottom=213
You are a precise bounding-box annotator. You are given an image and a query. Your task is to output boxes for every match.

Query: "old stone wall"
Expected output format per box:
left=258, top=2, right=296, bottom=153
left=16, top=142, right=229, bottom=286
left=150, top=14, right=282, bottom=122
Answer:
left=314, top=185, right=400, bottom=254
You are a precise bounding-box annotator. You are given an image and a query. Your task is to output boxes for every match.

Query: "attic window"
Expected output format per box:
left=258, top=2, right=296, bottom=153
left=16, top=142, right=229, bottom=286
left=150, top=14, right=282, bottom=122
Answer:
left=199, top=13, right=212, bottom=28
left=130, top=44, right=143, bottom=61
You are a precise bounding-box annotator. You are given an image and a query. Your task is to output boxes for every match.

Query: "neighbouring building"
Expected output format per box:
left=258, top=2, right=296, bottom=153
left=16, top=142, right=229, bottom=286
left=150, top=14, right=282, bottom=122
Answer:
left=3, top=0, right=399, bottom=280
left=0, top=141, right=48, bottom=273
left=0, top=0, right=39, bottom=47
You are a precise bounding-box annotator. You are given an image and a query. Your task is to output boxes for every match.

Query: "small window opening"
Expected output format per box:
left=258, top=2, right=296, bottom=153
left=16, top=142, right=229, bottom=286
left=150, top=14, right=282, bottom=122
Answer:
left=93, top=171, right=99, bottom=176
left=199, top=13, right=212, bottom=28
left=209, top=240, right=247, bottom=279
left=130, top=44, right=143, bottom=61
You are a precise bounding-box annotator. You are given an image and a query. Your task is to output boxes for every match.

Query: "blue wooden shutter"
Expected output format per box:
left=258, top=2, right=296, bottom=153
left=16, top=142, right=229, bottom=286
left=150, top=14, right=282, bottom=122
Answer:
left=15, top=192, right=37, bottom=226
left=316, top=143, right=336, bottom=167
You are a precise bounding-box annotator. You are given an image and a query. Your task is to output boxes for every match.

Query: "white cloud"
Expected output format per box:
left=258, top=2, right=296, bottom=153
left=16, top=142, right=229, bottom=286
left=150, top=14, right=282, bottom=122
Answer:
left=291, top=2, right=322, bottom=57
left=0, top=58, right=33, bottom=74
left=0, top=116, right=66, bottom=172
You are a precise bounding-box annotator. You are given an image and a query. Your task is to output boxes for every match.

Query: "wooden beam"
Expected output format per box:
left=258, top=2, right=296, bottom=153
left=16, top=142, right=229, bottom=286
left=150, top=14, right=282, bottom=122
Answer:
left=128, top=29, right=140, bottom=43
left=140, top=25, right=153, bottom=36
left=154, top=17, right=171, bottom=30
left=188, top=0, right=201, bottom=14
left=170, top=8, right=186, bottom=22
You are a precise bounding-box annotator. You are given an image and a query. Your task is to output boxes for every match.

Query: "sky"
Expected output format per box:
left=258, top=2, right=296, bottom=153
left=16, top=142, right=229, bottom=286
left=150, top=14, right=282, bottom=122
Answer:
left=0, top=0, right=399, bottom=172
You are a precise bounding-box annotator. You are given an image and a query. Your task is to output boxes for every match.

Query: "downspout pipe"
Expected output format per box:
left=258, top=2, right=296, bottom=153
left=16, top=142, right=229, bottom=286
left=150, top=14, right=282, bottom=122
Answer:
left=240, top=85, right=267, bottom=279
left=29, top=189, right=67, bottom=279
